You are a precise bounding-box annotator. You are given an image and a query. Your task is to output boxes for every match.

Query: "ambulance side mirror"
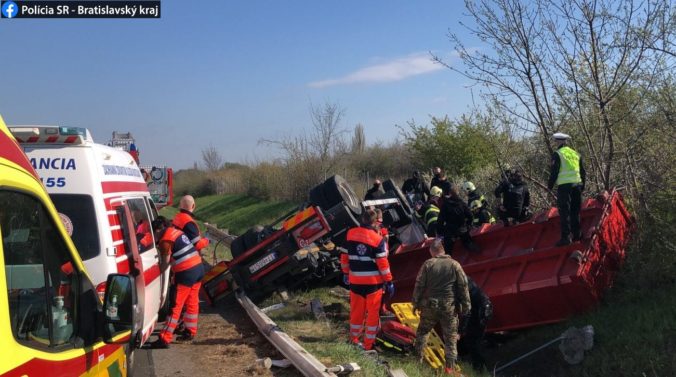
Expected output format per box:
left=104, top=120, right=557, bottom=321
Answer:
left=102, top=274, right=137, bottom=344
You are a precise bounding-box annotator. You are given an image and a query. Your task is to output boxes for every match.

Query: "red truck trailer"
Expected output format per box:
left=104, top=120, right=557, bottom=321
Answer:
left=388, top=190, right=635, bottom=332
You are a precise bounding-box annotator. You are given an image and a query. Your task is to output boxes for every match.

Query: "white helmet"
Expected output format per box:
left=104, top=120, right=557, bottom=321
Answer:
left=430, top=186, right=443, bottom=197
left=462, top=181, right=476, bottom=193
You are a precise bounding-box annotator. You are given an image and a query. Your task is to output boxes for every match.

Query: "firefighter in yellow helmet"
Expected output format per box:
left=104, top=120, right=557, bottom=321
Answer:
left=469, top=200, right=495, bottom=227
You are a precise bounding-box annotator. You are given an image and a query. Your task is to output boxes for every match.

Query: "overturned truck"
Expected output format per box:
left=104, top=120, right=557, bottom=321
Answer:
left=202, top=176, right=634, bottom=332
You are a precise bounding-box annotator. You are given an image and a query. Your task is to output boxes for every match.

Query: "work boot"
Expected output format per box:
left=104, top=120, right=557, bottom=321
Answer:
left=146, top=339, right=169, bottom=349
left=555, top=237, right=572, bottom=247
left=176, top=329, right=195, bottom=342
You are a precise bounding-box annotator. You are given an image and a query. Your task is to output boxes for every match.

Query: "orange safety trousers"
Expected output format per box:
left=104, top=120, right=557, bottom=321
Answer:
left=349, top=288, right=383, bottom=350
left=159, top=281, right=201, bottom=344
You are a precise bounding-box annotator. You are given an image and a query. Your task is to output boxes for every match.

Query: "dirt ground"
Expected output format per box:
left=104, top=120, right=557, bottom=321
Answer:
left=151, top=296, right=302, bottom=377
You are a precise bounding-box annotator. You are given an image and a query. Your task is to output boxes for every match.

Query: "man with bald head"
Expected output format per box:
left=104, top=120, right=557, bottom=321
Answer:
left=172, top=195, right=209, bottom=252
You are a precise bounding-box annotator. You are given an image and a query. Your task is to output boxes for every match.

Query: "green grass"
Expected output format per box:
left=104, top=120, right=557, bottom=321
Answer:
left=485, top=271, right=676, bottom=376
left=191, top=193, right=297, bottom=235
left=261, top=287, right=490, bottom=377
left=159, top=194, right=297, bottom=262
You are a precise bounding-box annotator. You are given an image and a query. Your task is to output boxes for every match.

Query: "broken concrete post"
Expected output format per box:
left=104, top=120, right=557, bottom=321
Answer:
left=252, top=357, right=272, bottom=370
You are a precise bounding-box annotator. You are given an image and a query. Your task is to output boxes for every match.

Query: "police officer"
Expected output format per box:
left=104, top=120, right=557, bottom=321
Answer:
left=412, top=238, right=471, bottom=376
left=494, top=169, right=531, bottom=225
left=340, top=208, right=394, bottom=351
left=172, top=195, right=210, bottom=252
left=458, top=277, right=493, bottom=371
left=149, top=216, right=205, bottom=348
left=548, top=133, right=586, bottom=246
left=437, top=184, right=479, bottom=253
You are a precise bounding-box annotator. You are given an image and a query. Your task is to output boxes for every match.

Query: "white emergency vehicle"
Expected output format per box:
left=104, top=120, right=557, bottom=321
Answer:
left=9, top=125, right=169, bottom=346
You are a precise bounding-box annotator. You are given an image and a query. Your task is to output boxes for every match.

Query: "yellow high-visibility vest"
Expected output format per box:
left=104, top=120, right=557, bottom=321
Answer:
left=424, top=205, right=440, bottom=226
left=555, top=146, right=582, bottom=185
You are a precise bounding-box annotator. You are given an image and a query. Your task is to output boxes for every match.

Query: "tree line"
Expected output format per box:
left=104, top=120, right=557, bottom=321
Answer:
left=176, top=0, right=673, bottom=285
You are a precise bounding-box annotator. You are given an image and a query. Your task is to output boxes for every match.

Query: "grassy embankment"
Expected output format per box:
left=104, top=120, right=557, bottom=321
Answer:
left=161, top=193, right=675, bottom=376
left=159, top=193, right=297, bottom=261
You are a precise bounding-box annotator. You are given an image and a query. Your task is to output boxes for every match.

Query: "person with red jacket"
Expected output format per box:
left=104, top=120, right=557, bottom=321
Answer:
left=340, top=208, right=394, bottom=350
left=172, top=195, right=210, bottom=252
left=148, top=216, right=205, bottom=348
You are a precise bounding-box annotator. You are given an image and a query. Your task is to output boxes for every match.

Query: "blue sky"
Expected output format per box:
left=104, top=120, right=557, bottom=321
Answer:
left=0, top=1, right=482, bottom=169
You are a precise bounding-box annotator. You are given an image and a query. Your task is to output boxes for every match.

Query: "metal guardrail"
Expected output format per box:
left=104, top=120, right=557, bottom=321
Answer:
left=236, top=292, right=338, bottom=377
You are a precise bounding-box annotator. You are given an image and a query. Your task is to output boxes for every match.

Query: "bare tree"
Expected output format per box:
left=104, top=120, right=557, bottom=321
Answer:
left=260, top=101, right=348, bottom=199
left=351, top=123, right=367, bottom=154
left=441, top=0, right=674, bottom=193
left=201, top=144, right=223, bottom=172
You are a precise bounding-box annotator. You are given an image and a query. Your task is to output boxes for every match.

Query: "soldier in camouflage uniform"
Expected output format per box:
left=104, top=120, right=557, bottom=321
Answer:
left=412, top=238, right=471, bottom=375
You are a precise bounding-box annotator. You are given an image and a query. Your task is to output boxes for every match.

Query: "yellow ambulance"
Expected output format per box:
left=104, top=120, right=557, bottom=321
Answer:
left=0, top=114, right=140, bottom=376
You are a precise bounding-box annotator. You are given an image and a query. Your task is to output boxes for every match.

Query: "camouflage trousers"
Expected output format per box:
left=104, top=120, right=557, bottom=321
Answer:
left=414, top=301, right=459, bottom=368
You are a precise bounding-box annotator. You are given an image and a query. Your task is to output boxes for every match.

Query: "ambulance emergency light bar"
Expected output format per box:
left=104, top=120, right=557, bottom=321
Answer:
left=10, top=126, right=90, bottom=144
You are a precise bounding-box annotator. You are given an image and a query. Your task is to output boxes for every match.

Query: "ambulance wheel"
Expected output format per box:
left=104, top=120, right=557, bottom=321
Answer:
left=125, top=344, right=135, bottom=377
left=382, top=179, right=413, bottom=216
left=322, top=175, right=362, bottom=216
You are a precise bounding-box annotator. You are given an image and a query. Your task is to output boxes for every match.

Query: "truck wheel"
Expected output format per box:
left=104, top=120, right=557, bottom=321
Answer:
left=230, top=236, right=247, bottom=259
left=322, top=175, right=362, bottom=216
left=382, top=179, right=413, bottom=216
left=309, top=184, right=330, bottom=209
left=231, top=227, right=265, bottom=258
left=322, top=203, right=360, bottom=246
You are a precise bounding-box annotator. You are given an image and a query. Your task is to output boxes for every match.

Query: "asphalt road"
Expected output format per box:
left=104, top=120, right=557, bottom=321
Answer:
left=134, top=348, right=155, bottom=377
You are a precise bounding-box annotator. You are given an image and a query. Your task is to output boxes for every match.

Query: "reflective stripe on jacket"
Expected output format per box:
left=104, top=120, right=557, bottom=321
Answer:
left=424, top=205, right=440, bottom=227
left=555, top=146, right=582, bottom=185
left=173, top=211, right=209, bottom=251
left=340, top=226, right=392, bottom=285
left=161, top=227, right=203, bottom=272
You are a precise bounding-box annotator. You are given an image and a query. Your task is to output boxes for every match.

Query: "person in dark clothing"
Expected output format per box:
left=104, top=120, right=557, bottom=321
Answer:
left=365, top=179, right=384, bottom=200
left=402, top=171, right=430, bottom=204
left=458, top=277, right=493, bottom=371
left=437, top=184, right=479, bottom=254
left=494, top=170, right=531, bottom=225
left=430, top=167, right=453, bottom=197
left=548, top=133, right=587, bottom=246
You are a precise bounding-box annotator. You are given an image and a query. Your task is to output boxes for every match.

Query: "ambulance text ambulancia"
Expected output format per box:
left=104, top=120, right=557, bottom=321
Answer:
left=10, top=125, right=170, bottom=350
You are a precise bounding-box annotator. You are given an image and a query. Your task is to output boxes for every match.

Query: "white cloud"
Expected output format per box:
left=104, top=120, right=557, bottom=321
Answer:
left=308, top=52, right=444, bottom=88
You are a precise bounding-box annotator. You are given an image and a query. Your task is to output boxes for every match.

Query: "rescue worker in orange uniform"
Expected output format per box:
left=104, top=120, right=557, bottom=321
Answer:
left=340, top=208, right=394, bottom=350
left=148, top=216, right=205, bottom=348
left=172, top=195, right=210, bottom=252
